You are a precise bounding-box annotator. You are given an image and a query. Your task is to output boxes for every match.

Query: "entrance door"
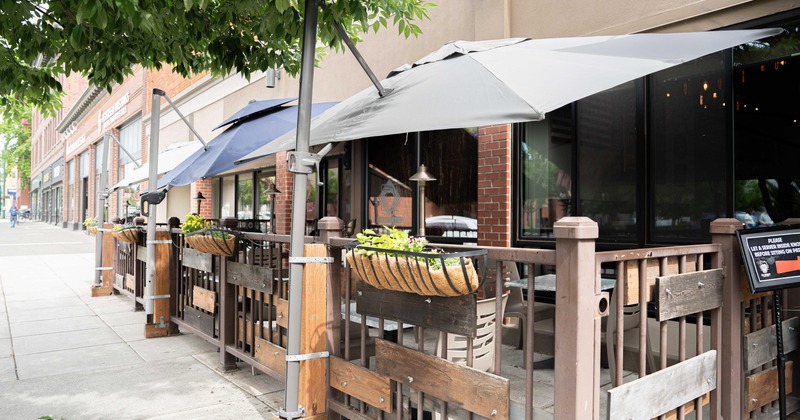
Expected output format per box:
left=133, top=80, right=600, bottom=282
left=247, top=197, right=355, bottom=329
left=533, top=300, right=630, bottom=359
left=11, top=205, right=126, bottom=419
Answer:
left=81, top=178, right=89, bottom=227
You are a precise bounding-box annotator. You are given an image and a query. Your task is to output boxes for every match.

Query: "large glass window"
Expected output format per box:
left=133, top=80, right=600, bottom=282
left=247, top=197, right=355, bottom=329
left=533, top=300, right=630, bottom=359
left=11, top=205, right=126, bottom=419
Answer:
left=519, top=107, right=574, bottom=239
left=577, top=81, right=638, bottom=243
left=734, top=25, right=800, bottom=227
left=650, top=52, right=728, bottom=242
left=220, top=175, right=235, bottom=218
left=67, top=160, right=75, bottom=222
left=236, top=173, right=253, bottom=219
left=365, top=129, right=478, bottom=240
left=118, top=117, right=142, bottom=165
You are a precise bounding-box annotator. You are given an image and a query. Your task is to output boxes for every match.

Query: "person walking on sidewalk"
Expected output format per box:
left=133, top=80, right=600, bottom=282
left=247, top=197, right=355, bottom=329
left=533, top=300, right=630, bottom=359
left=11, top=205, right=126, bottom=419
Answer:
left=9, top=204, right=17, bottom=228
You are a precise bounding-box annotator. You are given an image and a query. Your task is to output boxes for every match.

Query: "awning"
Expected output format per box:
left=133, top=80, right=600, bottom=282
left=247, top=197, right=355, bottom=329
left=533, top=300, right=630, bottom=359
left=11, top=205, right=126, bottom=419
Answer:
left=157, top=101, right=337, bottom=188
left=110, top=141, right=203, bottom=191
left=237, top=28, right=781, bottom=163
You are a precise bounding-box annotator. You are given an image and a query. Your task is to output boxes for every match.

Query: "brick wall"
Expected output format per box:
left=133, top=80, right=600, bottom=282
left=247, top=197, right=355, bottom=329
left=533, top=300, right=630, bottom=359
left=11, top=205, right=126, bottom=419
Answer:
left=477, top=124, right=512, bottom=247
left=275, top=151, right=293, bottom=235
left=146, top=65, right=208, bottom=113
left=191, top=179, right=213, bottom=219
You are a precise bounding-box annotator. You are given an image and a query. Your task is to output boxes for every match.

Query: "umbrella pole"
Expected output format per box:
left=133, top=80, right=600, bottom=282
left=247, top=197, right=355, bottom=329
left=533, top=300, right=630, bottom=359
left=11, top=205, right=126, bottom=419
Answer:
left=143, top=89, right=162, bottom=319
left=93, top=132, right=110, bottom=288
left=281, top=0, right=319, bottom=418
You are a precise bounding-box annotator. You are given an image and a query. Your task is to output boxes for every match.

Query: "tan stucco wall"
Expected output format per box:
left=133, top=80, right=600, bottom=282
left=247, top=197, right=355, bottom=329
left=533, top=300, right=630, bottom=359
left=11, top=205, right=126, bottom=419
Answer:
left=509, top=0, right=799, bottom=36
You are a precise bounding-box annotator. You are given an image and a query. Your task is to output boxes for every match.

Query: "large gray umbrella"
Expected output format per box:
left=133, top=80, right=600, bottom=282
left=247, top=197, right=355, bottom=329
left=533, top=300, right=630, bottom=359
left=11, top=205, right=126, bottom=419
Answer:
left=239, top=28, right=781, bottom=163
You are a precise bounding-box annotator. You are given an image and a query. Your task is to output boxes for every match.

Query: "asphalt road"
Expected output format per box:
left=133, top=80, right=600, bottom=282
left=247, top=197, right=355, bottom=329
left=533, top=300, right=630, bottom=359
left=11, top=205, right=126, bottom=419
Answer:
left=0, top=219, right=95, bottom=256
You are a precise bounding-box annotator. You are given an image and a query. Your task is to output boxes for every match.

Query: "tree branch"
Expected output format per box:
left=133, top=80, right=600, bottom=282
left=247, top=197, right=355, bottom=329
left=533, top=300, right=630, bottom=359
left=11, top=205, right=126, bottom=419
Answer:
left=24, top=0, right=64, bottom=27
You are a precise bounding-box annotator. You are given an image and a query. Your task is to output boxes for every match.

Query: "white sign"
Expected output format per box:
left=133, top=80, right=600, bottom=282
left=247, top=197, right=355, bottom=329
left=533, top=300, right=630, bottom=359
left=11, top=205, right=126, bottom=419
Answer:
left=98, top=91, right=129, bottom=132
left=66, top=134, right=86, bottom=155
left=53, top=164, right=61, bottom=178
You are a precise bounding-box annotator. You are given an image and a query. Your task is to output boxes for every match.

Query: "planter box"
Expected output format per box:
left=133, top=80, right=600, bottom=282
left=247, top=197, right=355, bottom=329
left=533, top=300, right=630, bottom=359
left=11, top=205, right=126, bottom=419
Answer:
left=185, top=233, right=236, bottom=257
left=87, top=226, right=98, bottom=236
left=112, top=228, right=139, bottom=243
left=346, top=246, right=486, bottom=297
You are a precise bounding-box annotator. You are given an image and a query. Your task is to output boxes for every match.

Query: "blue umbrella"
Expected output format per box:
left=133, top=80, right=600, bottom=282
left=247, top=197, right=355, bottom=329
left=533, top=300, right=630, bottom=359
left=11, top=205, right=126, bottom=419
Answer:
left=213, top=97, right=296, bottom=130
left=157, top=101, right=337, bottom=188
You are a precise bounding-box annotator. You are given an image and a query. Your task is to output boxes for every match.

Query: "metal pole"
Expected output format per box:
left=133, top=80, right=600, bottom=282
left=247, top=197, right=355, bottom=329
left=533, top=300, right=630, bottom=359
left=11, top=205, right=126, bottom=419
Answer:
left=94, top=133, right=110, bottom=287
left=159, top=94, right=209, bottom=150
left=328, top=14, right=391, bottom=98
left=282, top=0, right=318, bottom=418
left=107, top=133, right=143, bottom=168
left=774, top=289, right=787, bottom=420
left=144, top=89, right=162, bottom=318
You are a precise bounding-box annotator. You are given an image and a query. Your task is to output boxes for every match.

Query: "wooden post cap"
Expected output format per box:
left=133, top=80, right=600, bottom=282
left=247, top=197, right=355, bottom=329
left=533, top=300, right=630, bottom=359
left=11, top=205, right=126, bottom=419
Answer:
left=553, top=217, right=598, bottom=239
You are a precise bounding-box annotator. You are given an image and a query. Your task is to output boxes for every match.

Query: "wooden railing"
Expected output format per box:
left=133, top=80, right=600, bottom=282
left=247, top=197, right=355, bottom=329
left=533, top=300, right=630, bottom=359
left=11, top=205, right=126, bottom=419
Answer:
left=104, top=217, right=799, bottom=419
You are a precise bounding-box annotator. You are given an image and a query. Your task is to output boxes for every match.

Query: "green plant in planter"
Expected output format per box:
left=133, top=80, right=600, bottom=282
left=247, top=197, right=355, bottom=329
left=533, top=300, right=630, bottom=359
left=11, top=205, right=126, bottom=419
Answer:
left=112, top=223, right=136, bottom=231
left=354, top=226, right=458, bottom=270
left=182, top=213, right=213, bottom=234
left=83, top=217, right=98, bottom=227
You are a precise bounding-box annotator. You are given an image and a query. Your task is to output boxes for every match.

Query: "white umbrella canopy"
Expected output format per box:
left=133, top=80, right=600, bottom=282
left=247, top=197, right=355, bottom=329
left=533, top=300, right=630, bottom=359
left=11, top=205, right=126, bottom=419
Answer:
left=239, top=28, right=781, bottom=163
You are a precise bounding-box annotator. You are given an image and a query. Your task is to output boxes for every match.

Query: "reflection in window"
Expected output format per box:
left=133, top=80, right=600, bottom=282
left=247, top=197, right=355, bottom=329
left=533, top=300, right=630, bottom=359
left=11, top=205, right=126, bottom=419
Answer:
left=577, top=81, right=637, bottom=242
left=519, top=106, right=573, bottom=239
left=236, top=173, right=253, bottom=219
left=651, top=52, right=727, bottom=241
left=420, top=129, right=478, bottom=239
left=220, top=175, right=235, bottom=218
left=367, top=135, right=414, bottom=232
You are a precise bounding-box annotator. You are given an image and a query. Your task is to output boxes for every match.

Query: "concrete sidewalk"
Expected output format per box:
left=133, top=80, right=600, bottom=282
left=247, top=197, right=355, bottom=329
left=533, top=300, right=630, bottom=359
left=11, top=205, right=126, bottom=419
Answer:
left=0, top=221, right=285, bottom=419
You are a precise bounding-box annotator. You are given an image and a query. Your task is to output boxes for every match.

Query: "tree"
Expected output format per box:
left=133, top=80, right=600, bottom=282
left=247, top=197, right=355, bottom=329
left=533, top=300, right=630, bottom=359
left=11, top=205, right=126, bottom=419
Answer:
left=0, top=100, right=32, bottom=190
left=0, top=0, right=433, bottom=113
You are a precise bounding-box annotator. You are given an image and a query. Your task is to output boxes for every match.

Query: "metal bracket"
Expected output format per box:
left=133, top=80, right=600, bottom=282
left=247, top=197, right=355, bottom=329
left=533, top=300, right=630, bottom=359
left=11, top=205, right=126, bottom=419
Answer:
left=286, top=151, right=318, bottom=174
left=95, top=267, right=113, bottom=271
left=147, top=240, right=173, bottom=245
left=156, top=315, right=167, bottom=329
left=288, top=256, right=333, bottom=264
left=145, top=294, right=171, bottom=300
left=285, top=351, right=329, bottom=362
left=277, top=406, right=305, bottom=420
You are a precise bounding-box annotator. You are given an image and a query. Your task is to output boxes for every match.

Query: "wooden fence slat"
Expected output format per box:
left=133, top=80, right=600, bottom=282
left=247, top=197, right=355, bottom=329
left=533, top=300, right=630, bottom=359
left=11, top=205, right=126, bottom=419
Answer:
left=226, top=260, right=275, bottom=294
left=376, top=339, right=509, bottom=420
left=607, top=350, right=717, bottom=419
left=276, top=298, right=289, bottom=329
left=656, top=269, right=723, bottom=321
left=745, top=361, right=794, bottom=412
left=357, top=283, right=477, bottom=337
left=254, top=336, right=286, bottom=376
left=624, top=255, right=697, bottom=305
left=744, top=316, right=800, bottom=371
left=192, top=285, right=217, bottom=313
left=182, top=248, right=213, bottom=272
left=330, top=356, right=393, bottom=413
left=183, top=305, right=215, bottom=337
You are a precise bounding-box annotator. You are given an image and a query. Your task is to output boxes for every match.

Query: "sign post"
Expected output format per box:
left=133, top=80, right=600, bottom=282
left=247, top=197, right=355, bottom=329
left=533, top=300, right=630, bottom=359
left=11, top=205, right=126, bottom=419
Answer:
left=737, top=225, right=800, bottom=420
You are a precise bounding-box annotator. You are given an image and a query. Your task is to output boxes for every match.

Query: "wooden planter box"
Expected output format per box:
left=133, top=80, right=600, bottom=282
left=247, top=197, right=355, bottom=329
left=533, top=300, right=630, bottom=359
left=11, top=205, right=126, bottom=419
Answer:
left=112, top=228, right=139, bottom=243
left=346, top=247, right=486, bottom=297
left=185, top=233, right=236, bottom=256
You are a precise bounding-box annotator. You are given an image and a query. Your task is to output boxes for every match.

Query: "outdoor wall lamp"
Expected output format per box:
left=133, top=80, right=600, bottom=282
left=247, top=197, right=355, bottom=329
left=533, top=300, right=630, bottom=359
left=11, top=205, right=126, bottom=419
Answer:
left=265, top=183, right=281, bottom=234
left=192, top=191, right=205, bottom=215
left=410, top=164, right=436, bottom=237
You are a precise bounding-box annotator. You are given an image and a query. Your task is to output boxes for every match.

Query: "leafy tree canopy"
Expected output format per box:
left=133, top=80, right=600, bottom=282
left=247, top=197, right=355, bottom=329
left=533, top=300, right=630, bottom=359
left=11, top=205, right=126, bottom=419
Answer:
left=0, top=100, right=32, bottom=190
left=0, top=0, right=434, bottom=114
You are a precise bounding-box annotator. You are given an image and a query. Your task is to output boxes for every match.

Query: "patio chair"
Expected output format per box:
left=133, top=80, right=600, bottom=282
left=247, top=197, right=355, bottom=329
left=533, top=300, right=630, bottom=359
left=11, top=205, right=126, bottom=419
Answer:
left=483, top=260, right=555, bottom=356
left=436, top=293, right=508, bottom=372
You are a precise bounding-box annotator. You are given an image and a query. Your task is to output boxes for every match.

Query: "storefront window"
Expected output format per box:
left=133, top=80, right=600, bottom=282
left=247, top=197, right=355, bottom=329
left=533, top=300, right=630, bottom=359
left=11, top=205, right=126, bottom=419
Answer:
left=519, top=107, right=573, bottom=239
left=220, top=175, right=235, bottom=218
left=577, top=81, right=638, bottom=242
left=420, top=129, right=478, bottom=240
left=236, top=173, right=253, bottom=219
left=650, top=52, right=727, bottom=242
left=366, top=135, right=415, bottom=232
left=734, top=25, right=800, bottom=226
left=67, top=160, right=74, bottom=222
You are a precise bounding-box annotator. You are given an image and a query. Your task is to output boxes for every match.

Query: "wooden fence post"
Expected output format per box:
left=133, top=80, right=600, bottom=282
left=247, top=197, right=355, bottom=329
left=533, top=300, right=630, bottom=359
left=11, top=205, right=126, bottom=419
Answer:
left=553, top=217, right=600, bottom=419
left=218, top=217, right=239, bottom=370
left=299, top=243, right=328, bottom=418
left=318, top=217, right=343, bottom=359
left=91, top=222, right=116, bottom=296
left=710, top=218, right=744, bottom=419
left=145, top=228, right=174, bottom=338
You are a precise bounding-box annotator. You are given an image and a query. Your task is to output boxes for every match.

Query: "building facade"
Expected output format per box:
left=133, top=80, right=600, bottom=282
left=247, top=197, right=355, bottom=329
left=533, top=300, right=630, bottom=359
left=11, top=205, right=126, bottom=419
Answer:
left=26, top=1, right=800, bottom=251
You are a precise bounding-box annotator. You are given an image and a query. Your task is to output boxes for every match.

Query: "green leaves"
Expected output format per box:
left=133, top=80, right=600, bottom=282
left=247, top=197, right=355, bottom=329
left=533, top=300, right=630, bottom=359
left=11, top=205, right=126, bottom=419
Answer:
left=0, top=0, right=434, bottom=114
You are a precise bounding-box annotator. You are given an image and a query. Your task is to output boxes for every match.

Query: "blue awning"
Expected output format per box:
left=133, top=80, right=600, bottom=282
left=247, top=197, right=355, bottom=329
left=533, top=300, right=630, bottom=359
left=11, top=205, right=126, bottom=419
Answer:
left=213, top=97, right=296, bottom=130
left=158, top=101, right=337, bottom=188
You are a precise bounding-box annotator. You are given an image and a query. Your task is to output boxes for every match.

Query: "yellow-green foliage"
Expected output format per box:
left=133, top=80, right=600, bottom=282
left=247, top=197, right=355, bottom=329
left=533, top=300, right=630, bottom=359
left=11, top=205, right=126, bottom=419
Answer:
left=182, top=213, right=213, bottom=234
